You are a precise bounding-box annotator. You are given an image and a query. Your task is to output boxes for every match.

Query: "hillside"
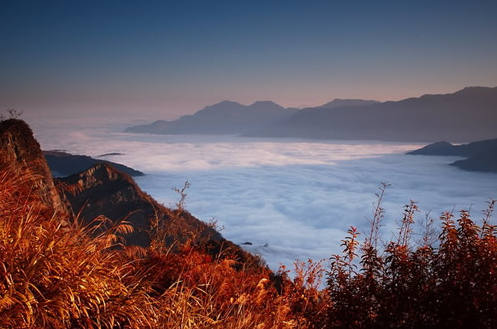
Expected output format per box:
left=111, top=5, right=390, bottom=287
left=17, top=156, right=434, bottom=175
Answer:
left=408, top=138, right=497, bottom=173
left=56, top=162, right=260, bottom=265
left=44, top=150, right=144, bottom=177
left=246, top=86, right=497, bottom=142
left=125, top=100, right=298, bottom=135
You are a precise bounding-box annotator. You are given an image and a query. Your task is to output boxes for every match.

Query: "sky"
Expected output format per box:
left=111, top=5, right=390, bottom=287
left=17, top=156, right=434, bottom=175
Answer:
left=1, top=0, right=497, bottom=121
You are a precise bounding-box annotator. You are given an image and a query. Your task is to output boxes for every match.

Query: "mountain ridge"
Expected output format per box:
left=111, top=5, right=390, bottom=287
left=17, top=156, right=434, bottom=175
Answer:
left=125, top=100, right=298, bottom=135
left=246, top=86, right=497, bottom=142
left=44, top=150, right=144, bottom=177
left=318, top=98, right=379, bottom=109
left=126, top=86, right=497, bottom=142
left=56, top=162, right=262, bottom=266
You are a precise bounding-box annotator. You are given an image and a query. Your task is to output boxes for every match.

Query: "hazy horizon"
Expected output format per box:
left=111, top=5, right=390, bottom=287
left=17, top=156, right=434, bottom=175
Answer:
left=2, top=1, right=497, bottom=121
left=18, top=84, right=497, bottom=126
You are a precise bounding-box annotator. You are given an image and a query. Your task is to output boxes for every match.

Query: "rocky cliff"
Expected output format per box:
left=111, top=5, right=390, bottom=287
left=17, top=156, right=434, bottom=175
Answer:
left=0, top=119, right=68, bottom=214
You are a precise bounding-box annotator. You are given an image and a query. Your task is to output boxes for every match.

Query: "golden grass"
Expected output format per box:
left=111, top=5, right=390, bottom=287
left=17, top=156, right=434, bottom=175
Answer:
left=4, top=160, right=496, bottom=328
left=0, top=166, right=326, bottom=328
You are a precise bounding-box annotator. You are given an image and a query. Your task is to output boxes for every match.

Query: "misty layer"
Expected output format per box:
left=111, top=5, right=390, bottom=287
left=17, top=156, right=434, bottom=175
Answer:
left=32, top=122, right=497, bottom=270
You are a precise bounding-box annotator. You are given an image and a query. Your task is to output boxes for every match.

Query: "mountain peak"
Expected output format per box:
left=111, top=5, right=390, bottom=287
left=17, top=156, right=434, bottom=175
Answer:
left=209, top=100, right=243, bottom=107
left=453, top=86, right=497, bottom=96
left=320, top=98, right=379, bottom=109
left=126, top=99, right=293, bottom=135
left=248, top=100, right=285, bottom=110
left=62, top=162, right=135, bottom=187
left=250, top=100, right=279, bottom=106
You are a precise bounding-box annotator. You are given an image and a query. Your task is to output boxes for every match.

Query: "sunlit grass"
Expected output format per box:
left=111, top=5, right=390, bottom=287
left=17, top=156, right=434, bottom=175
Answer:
left=0, top=165, right=326, bottom=328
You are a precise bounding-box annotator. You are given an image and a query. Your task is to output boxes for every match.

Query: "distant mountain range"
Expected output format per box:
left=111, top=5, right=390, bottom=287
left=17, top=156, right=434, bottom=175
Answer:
left=408, top=138, right=497, bottom=173
left=126, top=86, right=497, bottom=142
left=126, top=100, right=298, bottom=135
left=318, top=98, right=379, bottom=109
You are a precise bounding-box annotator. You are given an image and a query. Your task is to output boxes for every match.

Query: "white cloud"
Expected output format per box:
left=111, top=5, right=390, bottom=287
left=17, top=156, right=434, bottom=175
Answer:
left=33, top=121, right=497, bottom=271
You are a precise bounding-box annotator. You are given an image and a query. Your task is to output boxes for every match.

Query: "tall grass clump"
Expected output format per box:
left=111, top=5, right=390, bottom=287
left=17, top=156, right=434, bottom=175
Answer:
left=0, top=165, right=327, bottom=328
left=0, top=166, right=156, bottom=328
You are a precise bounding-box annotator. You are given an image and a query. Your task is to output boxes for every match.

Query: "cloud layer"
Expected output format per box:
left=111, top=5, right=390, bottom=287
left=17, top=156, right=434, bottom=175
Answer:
left=33, top=121, right=497, bottom=270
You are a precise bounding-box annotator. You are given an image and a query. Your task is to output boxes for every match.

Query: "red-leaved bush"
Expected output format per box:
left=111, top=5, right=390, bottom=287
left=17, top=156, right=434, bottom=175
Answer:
left=327, top=184, right=497, bottom=329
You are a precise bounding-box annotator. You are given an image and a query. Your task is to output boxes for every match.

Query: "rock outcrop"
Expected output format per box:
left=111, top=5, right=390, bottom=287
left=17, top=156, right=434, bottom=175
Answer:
left=0, top=119, right=68, bottom=214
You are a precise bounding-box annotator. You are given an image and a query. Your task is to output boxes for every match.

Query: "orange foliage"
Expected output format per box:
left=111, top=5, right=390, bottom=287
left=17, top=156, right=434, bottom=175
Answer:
left=328, top=188, right=497, bottom=329
left=0, top=166, right=326, bottom=328
left=2, top=165, right=497, bottom=328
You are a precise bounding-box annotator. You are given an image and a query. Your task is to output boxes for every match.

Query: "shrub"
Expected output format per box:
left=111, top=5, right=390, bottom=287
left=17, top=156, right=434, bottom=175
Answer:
left=327, top=185, right=497, bottom=329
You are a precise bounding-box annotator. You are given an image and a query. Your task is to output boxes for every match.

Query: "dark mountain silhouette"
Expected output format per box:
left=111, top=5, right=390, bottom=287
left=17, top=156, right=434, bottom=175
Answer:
left=408, top=138, right=497, bottom=173
left=408, top=139, right=497, bottom=157
left=55, top=163, right=218, bottom=246
left=0, top=119, right=68, bottom=215
left=246, top=86, right=497, bottom=142
left=44, top=150, right=143, bottom=177
left=127, top=87, right=497, bottom=142
left=97, top=152, right=125, bottom=157
left=407, top=141, right=462, bottom=156
left=452, top=152, right=497, bottom=173
left=56, top=163, right=261, bottom=265
left=125, top=100, right=298, bottom=135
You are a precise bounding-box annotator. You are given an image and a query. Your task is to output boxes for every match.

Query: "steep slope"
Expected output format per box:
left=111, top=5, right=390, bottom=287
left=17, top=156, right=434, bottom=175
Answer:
left=0, top=119, right=68, bottom=214
left=56, top=163, right=261, bottom=266
left=407, top=138, right=497, bottom=173
left=44, top=150, right=144, bottom=177
left=125, top=100, right=298, bottom=135
left=247, top=86, right=497, bottom=142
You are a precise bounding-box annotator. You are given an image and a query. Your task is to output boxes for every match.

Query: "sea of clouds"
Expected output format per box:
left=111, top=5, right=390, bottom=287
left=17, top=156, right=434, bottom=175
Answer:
left=31, top=119, right=497, bottom=270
